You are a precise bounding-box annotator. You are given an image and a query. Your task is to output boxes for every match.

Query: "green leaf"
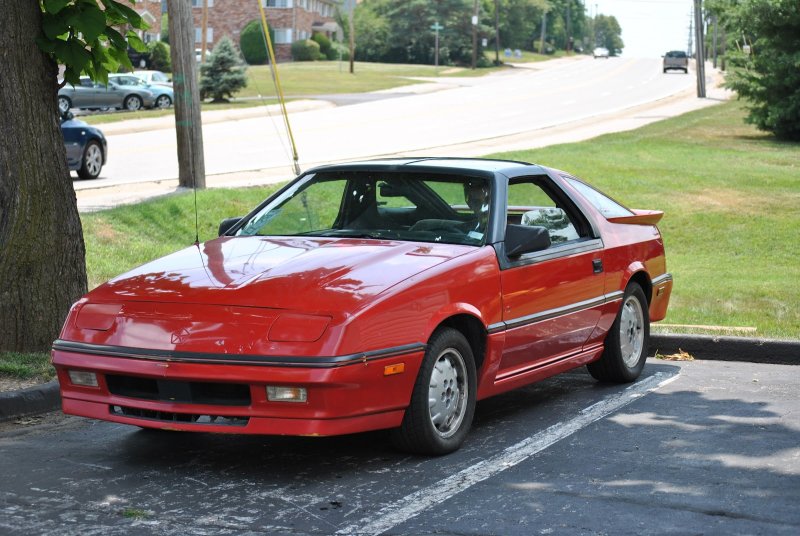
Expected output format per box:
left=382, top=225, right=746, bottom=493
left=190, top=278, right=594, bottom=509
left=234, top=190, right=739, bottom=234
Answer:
left=41, top=12, right=69, bottom=40
left=126, top=31, right=147, bottom=52
left=43, top=0, right=71, bottom=15
left=106, top=0, right=146, bottom=29
left=73, top=3, right=107, bottom=43
left=55, top=38, right=92, bottom=73
left=35, top=36, right=57, bottom=54
left=105, top=27, right=127, bottom=49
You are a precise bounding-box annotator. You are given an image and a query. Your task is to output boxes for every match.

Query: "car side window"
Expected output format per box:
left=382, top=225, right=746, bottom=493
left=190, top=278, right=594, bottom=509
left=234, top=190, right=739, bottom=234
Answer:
left=79, top=78, right=93, bottom=88
left=507, top=178, right=583, bottom=245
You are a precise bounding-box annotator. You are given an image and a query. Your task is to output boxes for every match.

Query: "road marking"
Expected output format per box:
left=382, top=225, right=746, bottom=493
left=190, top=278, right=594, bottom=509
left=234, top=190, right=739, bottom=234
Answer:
left=335, top=371, right=679, bottom=536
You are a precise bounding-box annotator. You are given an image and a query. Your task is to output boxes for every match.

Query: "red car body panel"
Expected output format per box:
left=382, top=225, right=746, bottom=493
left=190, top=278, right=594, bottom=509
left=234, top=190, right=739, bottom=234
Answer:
left=52, top=159, right=672, bottom=438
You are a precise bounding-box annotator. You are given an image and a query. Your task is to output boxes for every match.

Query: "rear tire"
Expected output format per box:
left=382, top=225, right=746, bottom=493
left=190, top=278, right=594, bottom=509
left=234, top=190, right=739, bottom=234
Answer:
left=77, top=140, right=103, bottom=180
left=390, top=328, right=477, bottom=455
left=588, top=283, right=649, bottom=383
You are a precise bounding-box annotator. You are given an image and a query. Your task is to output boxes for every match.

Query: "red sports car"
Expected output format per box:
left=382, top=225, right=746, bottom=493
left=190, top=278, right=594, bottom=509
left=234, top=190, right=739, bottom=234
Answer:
left=53, top=158, right=672, bottom=455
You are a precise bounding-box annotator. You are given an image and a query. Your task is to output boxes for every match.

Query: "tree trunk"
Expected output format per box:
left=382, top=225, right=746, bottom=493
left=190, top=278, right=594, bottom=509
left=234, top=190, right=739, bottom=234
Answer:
left=0, top=1, right=87, bottom=352
left=167, top=0, right=206, bottom=189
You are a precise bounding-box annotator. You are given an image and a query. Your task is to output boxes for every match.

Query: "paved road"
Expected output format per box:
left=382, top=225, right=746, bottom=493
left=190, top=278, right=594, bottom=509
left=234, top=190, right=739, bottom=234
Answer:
left=92, top=57, right=697, bottom=187
left=2, top=358, right=798, bottom=535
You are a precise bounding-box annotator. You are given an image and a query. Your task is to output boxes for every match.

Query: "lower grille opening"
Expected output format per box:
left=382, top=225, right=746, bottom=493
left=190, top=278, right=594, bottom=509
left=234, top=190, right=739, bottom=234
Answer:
left=110, top=405, right=249, bottom=427
left=106, top=374, right=251, bottom=406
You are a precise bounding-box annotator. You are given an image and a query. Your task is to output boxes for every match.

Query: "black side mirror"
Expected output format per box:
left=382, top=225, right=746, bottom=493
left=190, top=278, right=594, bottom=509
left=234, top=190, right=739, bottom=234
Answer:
left=60, top=111, right=74, bottom=122
left=505, top=224, right=551, bottom=257
left=218, top=217, right=243, bottom=236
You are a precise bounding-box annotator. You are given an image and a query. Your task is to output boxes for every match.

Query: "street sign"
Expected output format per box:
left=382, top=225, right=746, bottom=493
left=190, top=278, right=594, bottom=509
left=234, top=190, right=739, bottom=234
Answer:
left=430, top=23, right=443, bottom=31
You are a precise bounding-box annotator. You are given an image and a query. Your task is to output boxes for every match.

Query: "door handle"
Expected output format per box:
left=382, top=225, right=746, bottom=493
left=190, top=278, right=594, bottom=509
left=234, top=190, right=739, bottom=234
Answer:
left=592, top=259, right=603, bottom=274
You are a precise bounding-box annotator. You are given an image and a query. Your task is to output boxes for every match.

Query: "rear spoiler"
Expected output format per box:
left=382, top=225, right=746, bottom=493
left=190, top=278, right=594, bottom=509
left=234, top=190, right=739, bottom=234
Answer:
left=607, top=209, right=664, bottom=225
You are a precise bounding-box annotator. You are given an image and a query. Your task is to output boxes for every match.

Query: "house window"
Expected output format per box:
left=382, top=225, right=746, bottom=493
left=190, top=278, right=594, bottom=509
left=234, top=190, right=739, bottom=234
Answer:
left=273, top=28, right=293, bottom=44
left=263, top=0, right=293, bottom=8
left=194, top=27, right=214, bottom=43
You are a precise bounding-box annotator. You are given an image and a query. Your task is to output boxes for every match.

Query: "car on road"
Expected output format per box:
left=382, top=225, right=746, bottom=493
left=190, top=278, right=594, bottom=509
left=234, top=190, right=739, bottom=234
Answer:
left=593, top=47, right=610, bottom=59
left=58, top=76, right=156, bottom=114
left=663, top=50, right=689, bottom=73
left=109, top=73, right=173, bottom=109
left=52, top=158, right=673, bottom=454
left=60, top=112, right=107, bottom=180
left=132, top=70, right=173, bottom=87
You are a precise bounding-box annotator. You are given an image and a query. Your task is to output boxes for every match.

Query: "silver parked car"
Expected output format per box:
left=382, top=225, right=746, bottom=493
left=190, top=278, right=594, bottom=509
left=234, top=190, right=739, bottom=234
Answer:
left=58, top=76, right=156, bottom=113
left=109, top=74, right=173, bottom=109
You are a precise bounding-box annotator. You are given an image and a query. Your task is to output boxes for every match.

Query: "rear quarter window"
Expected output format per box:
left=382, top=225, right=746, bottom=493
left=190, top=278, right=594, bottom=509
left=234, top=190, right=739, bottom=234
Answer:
left=563, top=176, right=633, bottom=219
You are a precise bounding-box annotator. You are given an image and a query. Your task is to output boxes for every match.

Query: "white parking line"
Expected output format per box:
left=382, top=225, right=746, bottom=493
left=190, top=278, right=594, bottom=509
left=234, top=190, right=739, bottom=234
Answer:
left=335, top=371, right=679, bottom=536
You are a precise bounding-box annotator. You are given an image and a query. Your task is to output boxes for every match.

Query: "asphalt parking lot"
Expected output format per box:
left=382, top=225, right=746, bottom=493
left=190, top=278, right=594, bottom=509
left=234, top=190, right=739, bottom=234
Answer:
left=1, top=357, right=798, bottom=535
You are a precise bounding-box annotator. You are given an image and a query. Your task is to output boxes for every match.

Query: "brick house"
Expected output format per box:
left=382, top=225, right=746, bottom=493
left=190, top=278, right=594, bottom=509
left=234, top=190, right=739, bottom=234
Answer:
left=135, top=0, right=341, bottom=62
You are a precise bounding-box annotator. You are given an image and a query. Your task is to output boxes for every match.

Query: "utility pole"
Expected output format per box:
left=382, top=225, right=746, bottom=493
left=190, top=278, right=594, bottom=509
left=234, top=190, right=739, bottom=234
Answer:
left=539, top=10, right=547, bottom=55
left=471, top=0, right=479, bottom=69
left=431, top=21, right=444, bottom=71
left=693, top=0, right=706, bottom=98
left=712, top=14, right=718, bottom=68
left=349, top=7, right=355, bottom=74
left=167, top=0, right=205, bottom=189
left=566, top=3, right=571, bottom=53
left=494, top=0, right=500, bottom=64
left=200, top=0, right=208, bottom=62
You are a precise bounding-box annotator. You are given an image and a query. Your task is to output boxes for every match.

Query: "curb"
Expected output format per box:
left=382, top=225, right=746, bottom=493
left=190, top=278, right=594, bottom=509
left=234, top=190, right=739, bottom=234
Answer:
left=1, top=335, right=797, bottom=423
left=0, top=380, right=61, bottom=423
left=650, top=334, right=798, bottom=366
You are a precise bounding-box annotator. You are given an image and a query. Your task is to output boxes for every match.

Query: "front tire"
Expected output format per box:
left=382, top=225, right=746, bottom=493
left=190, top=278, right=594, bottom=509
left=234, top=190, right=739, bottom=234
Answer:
left=77, top=140, right=103, bottom=180
left=124, top=95, right=143, bottom=111
left=588, top=283, right=649, bottom=383
left=390, top=328, right=477, bottom=455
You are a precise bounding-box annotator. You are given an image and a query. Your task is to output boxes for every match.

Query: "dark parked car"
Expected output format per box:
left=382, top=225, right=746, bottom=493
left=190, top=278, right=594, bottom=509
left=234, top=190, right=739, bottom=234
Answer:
left=61, top=112, right=107, bottom=180
left=58, top=76, right=156, bottom=113
left=663, top=50, right=689, bottom=73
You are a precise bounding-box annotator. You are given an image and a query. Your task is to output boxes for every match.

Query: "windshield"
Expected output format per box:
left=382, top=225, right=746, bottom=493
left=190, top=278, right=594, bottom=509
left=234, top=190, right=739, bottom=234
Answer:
left=236, top=171, right=491, bottom=246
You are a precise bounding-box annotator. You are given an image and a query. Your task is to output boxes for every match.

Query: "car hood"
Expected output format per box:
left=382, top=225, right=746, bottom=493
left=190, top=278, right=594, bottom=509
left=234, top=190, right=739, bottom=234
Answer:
left=88, top=236, right=475, bottom=313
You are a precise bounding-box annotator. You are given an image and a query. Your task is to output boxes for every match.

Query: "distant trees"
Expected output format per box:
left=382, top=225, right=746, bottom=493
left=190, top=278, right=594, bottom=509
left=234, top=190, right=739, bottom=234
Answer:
left=593, top=14, right=624, bottom=55
left=351, top=0, right=605, bottom=64
left=709, top=0, right=800, bottom=140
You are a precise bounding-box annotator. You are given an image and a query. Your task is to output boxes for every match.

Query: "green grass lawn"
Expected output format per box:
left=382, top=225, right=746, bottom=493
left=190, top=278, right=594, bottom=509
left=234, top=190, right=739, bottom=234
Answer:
left=490, top=100, right=799, bottom=339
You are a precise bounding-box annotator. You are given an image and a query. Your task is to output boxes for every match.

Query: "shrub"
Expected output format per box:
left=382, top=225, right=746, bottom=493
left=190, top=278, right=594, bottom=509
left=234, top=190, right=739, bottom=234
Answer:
left=312, top=32, right=335, bottom=60
left=291, top=39, right=321, bottom=61
left=147, top=41, right=171, bottom=72
left=330, top=42, right=350, bottom=61
left=239, top=18, right=275, bottom=65
left=199, top=37, right=247, bottom=102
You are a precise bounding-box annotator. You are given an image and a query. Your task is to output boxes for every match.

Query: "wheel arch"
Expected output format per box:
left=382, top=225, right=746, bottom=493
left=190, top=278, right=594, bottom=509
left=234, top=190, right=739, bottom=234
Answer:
left=434, top=313, right=487, bottom=378
left=619, top=262, right=653, bottom=306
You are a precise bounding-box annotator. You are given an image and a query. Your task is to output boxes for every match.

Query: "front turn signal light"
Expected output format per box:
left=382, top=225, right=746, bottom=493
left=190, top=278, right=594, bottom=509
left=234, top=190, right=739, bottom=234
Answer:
left=68, top=370, right=99, bottom=387
left=267, top=386, right=307, bottom=403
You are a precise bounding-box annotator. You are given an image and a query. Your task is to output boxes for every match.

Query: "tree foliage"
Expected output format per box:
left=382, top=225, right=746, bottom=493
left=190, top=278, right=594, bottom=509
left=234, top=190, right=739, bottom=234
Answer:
left=483, top=0, right=549, bottom=51
left=199, top=37, right=248, bottom=102
left=37, top=0, right=148, bottom=86
left=240, top=18, right=275, bottom=65
left=712, top=0, right=800, bottom=140
left=353, top=0, right=482, bottom=66
left=593, top=14, right=624, bottom=55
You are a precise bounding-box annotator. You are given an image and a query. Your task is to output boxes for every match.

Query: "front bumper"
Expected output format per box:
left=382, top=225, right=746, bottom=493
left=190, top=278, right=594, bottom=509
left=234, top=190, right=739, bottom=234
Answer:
left=52, top=344, right=424, bottom=436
